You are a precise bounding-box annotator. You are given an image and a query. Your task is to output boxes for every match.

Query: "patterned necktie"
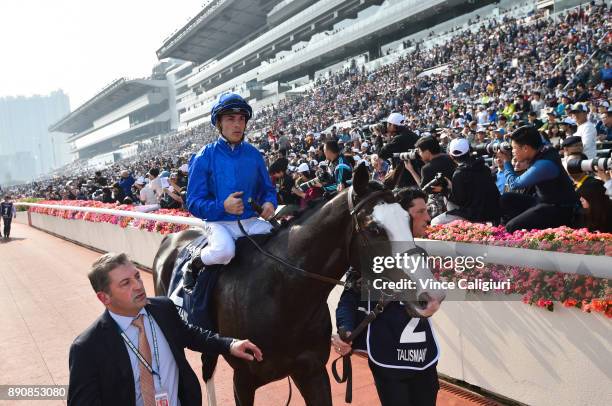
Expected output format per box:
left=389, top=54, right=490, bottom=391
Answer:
left=132, top=314, right=155, bottom=406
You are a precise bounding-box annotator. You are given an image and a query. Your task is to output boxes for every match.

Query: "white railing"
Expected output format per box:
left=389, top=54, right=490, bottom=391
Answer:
left=16, top=203, right=611, bottom=279
left=16, top=202, right=204, bottom=228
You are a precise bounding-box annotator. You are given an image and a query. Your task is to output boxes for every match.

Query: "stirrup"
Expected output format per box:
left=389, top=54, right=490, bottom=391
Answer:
left=183, top=254, right=205, bottom=293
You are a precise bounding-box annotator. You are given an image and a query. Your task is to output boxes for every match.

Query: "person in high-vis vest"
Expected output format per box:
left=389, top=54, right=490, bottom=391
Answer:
left=333, top=188, right=441, bottom=406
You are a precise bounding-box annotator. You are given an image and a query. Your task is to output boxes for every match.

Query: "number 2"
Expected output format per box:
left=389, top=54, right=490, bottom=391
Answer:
left=399, top=318, right=426, bottom=343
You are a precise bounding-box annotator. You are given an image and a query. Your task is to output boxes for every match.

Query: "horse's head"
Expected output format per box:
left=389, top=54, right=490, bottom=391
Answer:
left=345, top=163, right=445, bottom=318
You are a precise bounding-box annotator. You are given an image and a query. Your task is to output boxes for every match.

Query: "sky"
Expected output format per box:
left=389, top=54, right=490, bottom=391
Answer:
left=0, top=0, right=203, bottom=109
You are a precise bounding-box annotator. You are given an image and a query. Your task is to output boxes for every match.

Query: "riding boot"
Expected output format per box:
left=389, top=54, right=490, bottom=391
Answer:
left=183, top=250, right=205, bottom=293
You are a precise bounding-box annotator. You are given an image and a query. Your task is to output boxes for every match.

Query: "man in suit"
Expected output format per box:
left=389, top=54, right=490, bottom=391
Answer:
left=68, top=252, right=263, bottom=406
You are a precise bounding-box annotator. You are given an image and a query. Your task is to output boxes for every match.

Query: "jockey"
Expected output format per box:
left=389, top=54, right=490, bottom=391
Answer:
left=186, top=93, right=277, bottom=269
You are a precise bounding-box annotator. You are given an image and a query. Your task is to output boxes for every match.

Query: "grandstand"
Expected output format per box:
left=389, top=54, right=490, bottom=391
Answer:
left=159, top=0, right=508, bottom=128
left=49, top=69, right=177, bottom=162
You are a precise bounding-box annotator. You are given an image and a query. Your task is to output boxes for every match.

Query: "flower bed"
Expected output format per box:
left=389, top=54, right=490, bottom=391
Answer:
left=28, top=200, right=192, bottom=235
left=29, top=201, right=611, bottom=317
left=427, top=221, right=611, bottom=317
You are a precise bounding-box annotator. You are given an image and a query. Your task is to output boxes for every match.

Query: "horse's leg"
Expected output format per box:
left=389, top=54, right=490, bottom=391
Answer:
left=291, top=366, right=332, bottom=406
left=233, top=369, right=260, bottom=406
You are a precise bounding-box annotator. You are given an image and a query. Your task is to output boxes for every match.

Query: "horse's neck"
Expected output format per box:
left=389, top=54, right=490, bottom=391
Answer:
left=285, top=199, right=352, bottom=285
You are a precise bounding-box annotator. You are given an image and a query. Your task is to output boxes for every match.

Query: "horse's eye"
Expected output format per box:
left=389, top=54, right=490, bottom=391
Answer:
left=366, top=222, right=381, bottom=234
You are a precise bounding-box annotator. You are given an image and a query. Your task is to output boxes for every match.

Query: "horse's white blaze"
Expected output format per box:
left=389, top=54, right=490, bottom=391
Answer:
left=371, top=203, right=413, bottom=242
left=371, top=202, right=446, bottom=304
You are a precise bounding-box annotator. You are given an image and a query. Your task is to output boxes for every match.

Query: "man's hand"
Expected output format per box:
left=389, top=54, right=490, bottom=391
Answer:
left=419, top=298, right=441, bottom=317
left=596, top=168, right=611, bottom=182
left=224, top=191, right=244, bottom=215
left=261, top=202, right=275, bottom=220
left=229, top=339, right=263, bottom=362
left=331, top=333, right=352, bottom=356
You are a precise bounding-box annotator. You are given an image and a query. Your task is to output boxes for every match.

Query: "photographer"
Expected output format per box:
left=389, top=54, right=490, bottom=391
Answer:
left=320, top=140, right=352, bottom=193
left=403, top=135, right=456, bottom=217
left=498, top=126, right=579, bottom=233
left=378, top=113, right=421, bottom=188
left=431, top=138, right=500, bottom=225
left=269, top=157, right=300, bottom=205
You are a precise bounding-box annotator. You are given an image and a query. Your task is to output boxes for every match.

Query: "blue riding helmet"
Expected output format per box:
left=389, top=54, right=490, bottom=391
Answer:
left=210, top=93, right=253, bottom=127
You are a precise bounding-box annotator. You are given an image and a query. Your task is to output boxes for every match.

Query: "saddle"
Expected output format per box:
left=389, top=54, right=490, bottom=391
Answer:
left=168, top=232, right=274, bottom=381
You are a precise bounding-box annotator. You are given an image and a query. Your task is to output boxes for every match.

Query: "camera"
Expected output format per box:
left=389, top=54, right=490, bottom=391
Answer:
left=422, top=172, right=448, bottom=194
left=566, top=157, right=612, bottom=175
left=392, top=150, right=419, bottom=161
left=474, top=142, right=512, bottom=156
left=298, top=170, right=333, bottom=191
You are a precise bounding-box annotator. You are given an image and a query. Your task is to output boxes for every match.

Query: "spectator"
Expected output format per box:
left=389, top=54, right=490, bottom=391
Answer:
left=570, top=103, right=598, bottom=159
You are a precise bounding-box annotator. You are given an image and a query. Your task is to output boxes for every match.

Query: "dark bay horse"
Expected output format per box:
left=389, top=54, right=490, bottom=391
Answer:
left=152, top=164, right=439, bottom=405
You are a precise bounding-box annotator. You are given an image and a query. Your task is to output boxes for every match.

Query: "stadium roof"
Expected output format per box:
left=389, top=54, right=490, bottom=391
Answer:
left=49, top=78, right=167, bottom=134
left=156, top=0, right=282, bottom=64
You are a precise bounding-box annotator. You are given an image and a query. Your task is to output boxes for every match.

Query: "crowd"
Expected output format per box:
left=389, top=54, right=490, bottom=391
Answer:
left=5, top=1, right=612, bottom=231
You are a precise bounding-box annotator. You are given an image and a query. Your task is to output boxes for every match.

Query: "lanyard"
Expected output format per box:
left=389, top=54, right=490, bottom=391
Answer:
left=575, top=174, right=589, bottom=190
left=120, top=312, right=161, bottom=385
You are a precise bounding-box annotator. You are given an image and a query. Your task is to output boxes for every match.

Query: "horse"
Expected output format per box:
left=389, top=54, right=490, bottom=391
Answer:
left=153, top=163, right=442, bottom=405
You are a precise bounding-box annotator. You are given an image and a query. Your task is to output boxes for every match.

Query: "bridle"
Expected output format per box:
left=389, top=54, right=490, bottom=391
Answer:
left=237, top=185, right=393, bottom=288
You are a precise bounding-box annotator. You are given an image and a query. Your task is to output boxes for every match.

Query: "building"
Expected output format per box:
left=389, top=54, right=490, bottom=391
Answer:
left=49, top=68, right=176, bottom=162
left=0, top=90, right=70, bottom=183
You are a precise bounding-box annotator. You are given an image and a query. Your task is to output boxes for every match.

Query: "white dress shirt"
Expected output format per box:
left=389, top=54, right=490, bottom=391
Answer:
left=109, top=308, right=181, bottom=406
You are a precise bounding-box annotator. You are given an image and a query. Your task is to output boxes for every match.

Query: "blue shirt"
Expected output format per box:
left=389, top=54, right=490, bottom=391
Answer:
left=503, top=160, right=559, bottom=191
left=109, top=309, right=180, bottom=406
left=187, top=137, right=277, bottom=221
left=496, top=170, right=506, bottom=194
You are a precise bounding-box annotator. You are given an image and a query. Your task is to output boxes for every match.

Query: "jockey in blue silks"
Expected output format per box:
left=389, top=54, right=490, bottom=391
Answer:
left=186, top=93, right=277, bottom=267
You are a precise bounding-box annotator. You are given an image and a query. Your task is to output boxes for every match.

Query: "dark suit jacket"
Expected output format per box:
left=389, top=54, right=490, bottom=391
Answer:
left=68, top=297, right=233, bottom=406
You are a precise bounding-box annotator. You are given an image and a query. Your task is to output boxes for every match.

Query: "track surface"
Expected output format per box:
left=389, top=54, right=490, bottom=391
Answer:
left=0, top=223, right=496, bottom=405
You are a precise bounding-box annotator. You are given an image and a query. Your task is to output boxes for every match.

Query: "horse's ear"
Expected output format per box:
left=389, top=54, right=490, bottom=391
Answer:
left=352, top=162, right=369, bottom=196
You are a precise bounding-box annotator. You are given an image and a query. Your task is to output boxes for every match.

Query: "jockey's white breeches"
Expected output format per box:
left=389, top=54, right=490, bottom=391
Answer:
left=199, top=217, right=272, bottom=266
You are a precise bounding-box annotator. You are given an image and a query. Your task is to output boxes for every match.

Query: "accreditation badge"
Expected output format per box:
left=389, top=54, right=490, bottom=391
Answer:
left=155, top=390, right=170, bottom=406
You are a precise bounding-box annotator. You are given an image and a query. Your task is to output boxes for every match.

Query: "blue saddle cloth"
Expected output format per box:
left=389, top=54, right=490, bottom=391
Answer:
left=168, top=235, right=220, bottom=332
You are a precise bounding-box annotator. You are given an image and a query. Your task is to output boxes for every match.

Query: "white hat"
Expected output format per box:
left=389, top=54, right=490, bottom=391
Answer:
left=448, top=138, right=470, bottom=157
left=570, top=103, right=588, bottom=113
left=308, top=146, right=316, bottom=153
left=135, top=176, right=146, bottom=185
left=386, top=112, right=405, bottom=126
left=297, top=163, right=310, bottom=173
left=362, top=141, right=369, bottom=148
left=179, top=164, right=189, bottom=173
left=562, top=117, right=577, bottom=125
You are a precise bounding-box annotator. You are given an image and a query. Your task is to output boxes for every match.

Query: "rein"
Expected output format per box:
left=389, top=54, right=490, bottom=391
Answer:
left=237, top=186, right=391, bottom=288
